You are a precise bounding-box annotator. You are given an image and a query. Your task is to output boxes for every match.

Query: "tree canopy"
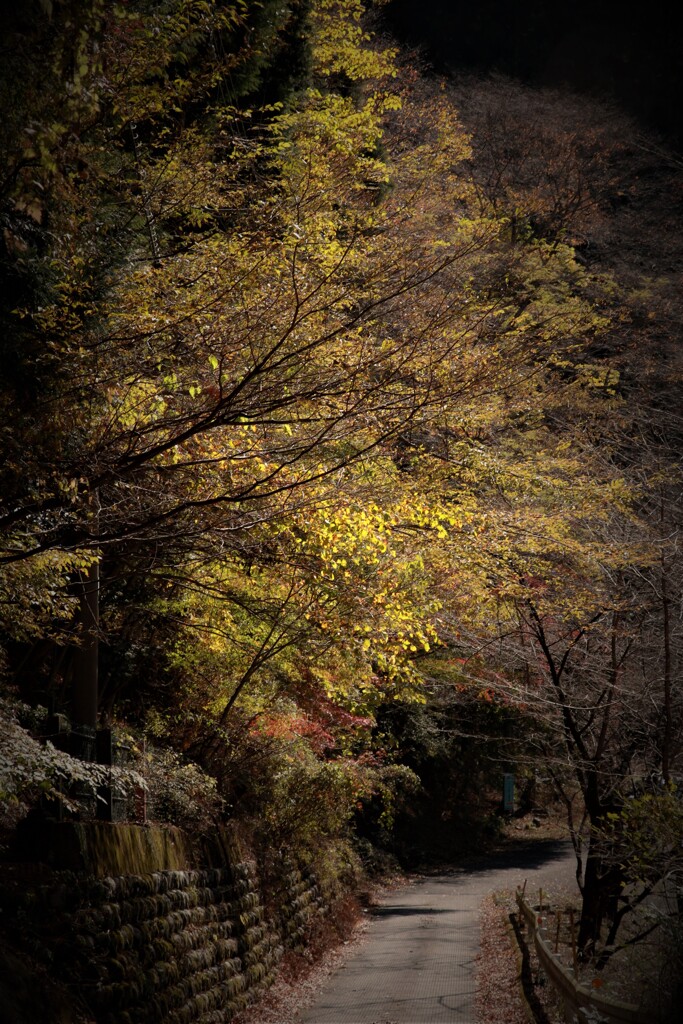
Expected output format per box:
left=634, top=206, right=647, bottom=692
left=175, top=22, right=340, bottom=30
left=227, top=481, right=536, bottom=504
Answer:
left=1, top=0, right=681, bottom=975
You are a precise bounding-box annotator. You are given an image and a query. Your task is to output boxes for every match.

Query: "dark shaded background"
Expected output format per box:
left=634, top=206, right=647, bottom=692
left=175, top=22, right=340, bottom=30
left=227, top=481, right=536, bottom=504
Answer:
left=383, top=1, right=682, bottom=148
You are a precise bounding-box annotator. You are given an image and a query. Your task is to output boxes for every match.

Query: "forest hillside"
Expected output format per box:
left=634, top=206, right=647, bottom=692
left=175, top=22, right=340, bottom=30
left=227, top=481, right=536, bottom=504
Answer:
left=1, top=1, right=682, bottom=1012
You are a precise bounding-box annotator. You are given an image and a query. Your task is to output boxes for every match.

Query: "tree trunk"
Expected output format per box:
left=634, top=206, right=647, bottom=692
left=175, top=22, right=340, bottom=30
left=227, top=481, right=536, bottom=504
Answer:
left=578, top=817, right=625, bottom=956
left=578, top=845, right=603, bottom=954
left=72, top=561, right=99, bottom=735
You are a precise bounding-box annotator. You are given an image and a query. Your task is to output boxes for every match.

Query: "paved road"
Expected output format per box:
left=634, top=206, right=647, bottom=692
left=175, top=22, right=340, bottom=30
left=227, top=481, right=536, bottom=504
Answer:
left=301, top=839, right=577, bottom=1024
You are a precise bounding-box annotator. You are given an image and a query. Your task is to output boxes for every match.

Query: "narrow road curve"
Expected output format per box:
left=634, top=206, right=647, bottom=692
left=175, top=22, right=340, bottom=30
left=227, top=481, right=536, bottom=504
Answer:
left=301, top=840, right=577, bottom=1024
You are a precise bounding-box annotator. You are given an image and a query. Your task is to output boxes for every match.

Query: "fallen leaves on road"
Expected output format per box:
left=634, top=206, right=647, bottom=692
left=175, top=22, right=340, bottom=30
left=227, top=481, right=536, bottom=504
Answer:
left=476, top=894, right=532, bottom=1024
left=231, top=889, right=380, bottom=1024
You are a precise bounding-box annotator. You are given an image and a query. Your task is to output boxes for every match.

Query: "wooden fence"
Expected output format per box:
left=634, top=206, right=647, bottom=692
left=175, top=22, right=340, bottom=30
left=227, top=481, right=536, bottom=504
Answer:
left=515, top=888, right=650, bottom=1024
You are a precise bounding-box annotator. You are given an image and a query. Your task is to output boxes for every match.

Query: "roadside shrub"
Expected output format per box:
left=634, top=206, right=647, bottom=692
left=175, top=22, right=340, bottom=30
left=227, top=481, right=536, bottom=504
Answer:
left=127, top=737, right=223, bottom=833
left=0, top=695, right=144, bottom=835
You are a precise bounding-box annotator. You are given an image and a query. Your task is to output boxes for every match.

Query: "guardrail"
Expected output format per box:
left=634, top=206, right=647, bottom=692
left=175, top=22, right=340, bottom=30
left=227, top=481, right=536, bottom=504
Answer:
left=515, top=888, right=649, bottom=1024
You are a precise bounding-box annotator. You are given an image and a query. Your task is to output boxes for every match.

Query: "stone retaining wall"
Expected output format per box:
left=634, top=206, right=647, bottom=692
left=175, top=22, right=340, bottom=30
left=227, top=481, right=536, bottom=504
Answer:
left=2, top=830, right=330, bottom=1023
left=276, top=863, right=327, bottom=953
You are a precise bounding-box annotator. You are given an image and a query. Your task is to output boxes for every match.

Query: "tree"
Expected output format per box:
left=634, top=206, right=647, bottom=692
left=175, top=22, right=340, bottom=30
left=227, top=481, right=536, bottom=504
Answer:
left=2, top=2, right=605, bottom=726
left=0, top=0, right=468, bottom=715
left=3, top=12, right=680, bottom=973
left=431, top=74, right=683, bottom=960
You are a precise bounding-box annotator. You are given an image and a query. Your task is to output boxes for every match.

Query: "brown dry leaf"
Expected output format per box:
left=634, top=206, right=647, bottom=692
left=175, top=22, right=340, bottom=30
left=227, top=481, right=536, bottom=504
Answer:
left=476, top=894, right=531, bottom=1024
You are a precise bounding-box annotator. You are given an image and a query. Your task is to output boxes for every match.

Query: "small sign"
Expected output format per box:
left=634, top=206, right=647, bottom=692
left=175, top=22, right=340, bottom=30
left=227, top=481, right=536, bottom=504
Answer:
left=503, top=773, right=515, bottom=813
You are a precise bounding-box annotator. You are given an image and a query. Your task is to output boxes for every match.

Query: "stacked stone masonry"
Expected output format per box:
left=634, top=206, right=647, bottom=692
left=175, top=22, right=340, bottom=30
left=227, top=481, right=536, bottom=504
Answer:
left=276, top=864, right=328, bottom=953
left=4, top=859, right=328, bottom=1023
